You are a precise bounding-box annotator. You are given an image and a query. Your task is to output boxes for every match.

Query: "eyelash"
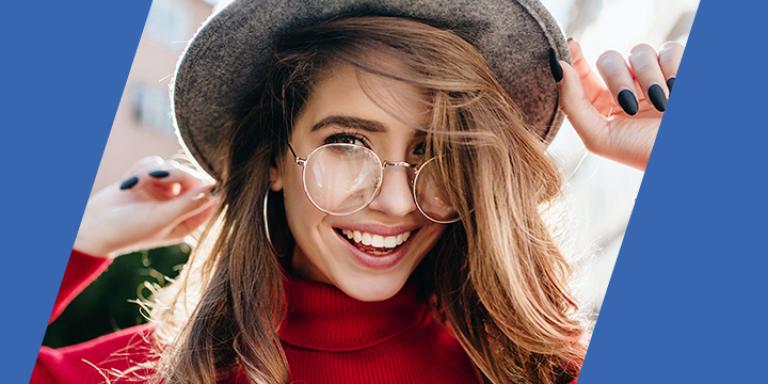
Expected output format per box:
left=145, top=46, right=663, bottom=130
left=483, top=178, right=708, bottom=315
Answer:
left=323, top=130, right=427, bottom=156
left=324, top=130, right=370, bottom=147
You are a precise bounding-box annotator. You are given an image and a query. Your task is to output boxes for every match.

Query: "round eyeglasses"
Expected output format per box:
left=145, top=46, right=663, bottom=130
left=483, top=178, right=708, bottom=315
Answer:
left=287, top=143, right=460, bottom=223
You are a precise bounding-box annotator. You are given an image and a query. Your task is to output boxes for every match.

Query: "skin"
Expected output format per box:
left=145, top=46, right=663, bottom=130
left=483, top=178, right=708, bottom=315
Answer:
left=75, top=40, right=684, bottom=300
left=559, top=40, right=685, bottom=170
left=268, top=64, right=447, bottom=301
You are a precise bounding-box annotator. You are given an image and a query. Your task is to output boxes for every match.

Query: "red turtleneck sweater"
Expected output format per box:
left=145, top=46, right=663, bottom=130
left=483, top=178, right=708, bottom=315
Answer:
left=32, top=250, right=577, bottom=383
left=32, top=249, right=481, bottom=383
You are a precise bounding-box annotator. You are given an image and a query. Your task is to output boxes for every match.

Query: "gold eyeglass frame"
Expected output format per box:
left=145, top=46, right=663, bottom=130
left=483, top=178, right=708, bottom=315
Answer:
left=287, top=142, right=460, bottom=224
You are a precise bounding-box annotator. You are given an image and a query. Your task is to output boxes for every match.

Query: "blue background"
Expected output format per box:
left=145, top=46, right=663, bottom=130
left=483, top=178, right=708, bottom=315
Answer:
left=0, top=0, right=151, bottom=381
left=2, top=0, right=766, bottom=382
left=579, top=1, right=768, bottom=382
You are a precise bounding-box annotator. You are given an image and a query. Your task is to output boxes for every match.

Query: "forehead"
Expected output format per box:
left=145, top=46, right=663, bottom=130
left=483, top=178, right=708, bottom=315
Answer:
left=294, top=63, right=430, bottom=137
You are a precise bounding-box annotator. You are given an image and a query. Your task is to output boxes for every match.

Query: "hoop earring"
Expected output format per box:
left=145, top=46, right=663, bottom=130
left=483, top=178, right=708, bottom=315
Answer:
left=263, top=189, right=278, bottom=255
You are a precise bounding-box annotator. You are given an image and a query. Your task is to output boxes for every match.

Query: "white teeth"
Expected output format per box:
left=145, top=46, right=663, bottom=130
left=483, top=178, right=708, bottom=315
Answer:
left=339, top=229, right=413, bottom=249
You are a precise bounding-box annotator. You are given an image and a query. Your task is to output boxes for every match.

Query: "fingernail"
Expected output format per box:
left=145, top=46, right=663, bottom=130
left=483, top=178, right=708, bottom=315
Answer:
left=567, top=36, right=574, bottom=42
left=119, top=176, right=139, bottom=190
left=666, top=77, right=676, bottom=92
left=208, top=185, right=219, bottom=196
left=548, top=48, right=563, bottom=82
left=148, top=170, right=170, bottom=178
left=648, top=84, right=667, bottom=112
left=617, top=90, right=639, bottom=116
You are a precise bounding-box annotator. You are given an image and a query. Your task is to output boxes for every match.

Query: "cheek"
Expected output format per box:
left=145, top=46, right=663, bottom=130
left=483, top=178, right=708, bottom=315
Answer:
left=413, top=224, right=448, bottom=261
left=282, top=165, right=356, bottom=285
left=281, top=167, right=335, bottom=264
left=283, top=167, right=322, bottom=232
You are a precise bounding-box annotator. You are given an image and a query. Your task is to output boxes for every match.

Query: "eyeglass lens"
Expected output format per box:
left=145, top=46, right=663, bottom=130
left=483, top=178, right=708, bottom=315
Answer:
left=302, top=144, right=459, bottom=222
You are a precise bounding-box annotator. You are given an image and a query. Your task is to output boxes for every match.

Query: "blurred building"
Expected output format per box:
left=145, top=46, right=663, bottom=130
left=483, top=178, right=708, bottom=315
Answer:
left=91, top=0, right=213, bottom=191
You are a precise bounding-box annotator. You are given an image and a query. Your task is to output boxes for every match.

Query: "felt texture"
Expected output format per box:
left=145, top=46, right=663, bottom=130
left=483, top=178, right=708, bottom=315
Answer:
left=172, top=0, right=571, bottom=180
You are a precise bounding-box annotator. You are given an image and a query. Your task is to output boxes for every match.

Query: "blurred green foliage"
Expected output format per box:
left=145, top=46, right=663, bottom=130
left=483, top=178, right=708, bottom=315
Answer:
left=42, top=245, right=190, bottom=348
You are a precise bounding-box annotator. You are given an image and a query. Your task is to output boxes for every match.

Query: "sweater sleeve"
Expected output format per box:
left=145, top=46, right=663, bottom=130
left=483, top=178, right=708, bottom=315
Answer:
left=31, top=324, right=156, bottom=383
left=32, top=249, right=157, bottom=383
left=48, top=249, right=113, bottom=324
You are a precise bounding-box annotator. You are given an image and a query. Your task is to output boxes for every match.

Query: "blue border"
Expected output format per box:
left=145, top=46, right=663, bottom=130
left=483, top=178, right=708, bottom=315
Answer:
left=0, top=1, right=150, bottom=381
left=5, top=0, right=768, bottom=382
left=580, top=1, right=768, bottom=382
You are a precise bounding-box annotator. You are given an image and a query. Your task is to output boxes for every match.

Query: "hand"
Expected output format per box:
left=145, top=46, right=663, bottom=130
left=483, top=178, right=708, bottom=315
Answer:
left=74, top=156, right=220, bottom=258
left=554, top=39, right=684, bottom=170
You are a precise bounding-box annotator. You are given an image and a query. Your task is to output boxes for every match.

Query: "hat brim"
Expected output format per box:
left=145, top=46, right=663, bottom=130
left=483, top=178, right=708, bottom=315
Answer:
left=172, top=0, right=571, bottom=180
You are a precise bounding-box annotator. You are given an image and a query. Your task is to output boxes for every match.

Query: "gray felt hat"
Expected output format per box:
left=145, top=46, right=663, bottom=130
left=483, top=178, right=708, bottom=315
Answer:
left=172, top=0, right=571, bottom=180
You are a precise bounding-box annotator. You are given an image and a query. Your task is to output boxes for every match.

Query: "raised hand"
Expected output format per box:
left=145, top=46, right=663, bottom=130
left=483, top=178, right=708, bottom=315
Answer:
left=554, top=39, right=684, bottom=170
left=74, top=156, right=220, bottom=258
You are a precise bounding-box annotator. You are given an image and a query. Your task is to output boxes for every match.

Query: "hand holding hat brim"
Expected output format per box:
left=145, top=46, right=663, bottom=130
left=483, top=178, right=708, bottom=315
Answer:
left=557, top=38, right=684, bottom=170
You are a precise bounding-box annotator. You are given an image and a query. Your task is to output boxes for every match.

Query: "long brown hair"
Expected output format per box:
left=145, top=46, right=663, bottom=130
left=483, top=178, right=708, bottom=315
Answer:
left=141, top=16, right=584, bottom=384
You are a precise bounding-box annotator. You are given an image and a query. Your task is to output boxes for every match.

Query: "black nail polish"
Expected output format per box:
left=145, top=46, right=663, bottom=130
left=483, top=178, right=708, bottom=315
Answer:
left=648, top=84, right=668, bottom=112
left=667, top=77, right=676, bottom=92
left=567, top=36, right=574, bottom=42
left=617, top=90, right=639, bottom=116
left=548, top=48, right=563, bottom=82
left=148, top=170, right=170, bottom=178
left=120, top=176, right=139, bottom=190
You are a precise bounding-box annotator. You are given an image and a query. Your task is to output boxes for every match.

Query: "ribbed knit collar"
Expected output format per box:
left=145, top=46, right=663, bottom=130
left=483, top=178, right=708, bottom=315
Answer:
left=278, top=275, right=429, bottom=352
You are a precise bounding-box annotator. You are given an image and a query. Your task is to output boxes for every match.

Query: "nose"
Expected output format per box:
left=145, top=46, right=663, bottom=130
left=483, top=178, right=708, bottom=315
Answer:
left=367, top=164, right=417, bottom=218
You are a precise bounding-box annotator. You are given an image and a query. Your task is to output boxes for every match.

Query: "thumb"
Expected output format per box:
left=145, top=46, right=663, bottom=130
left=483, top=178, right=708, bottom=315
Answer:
left=559, top=60, right=608, bottom=153
left=158, top=183, right=217, bottom=221
left=169, top=203, right=219, bottom=239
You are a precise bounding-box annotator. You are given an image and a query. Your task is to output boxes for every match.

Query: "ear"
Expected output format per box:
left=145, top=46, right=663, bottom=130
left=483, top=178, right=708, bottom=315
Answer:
left=269, top=163, right=284, bottom=191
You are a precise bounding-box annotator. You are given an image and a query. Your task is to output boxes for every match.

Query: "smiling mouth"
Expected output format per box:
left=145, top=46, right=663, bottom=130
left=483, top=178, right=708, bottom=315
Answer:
left=333, top=227, right=417, bottom=256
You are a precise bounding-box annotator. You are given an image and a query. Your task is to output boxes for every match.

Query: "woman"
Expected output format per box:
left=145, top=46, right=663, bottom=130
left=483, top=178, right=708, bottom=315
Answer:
left=33, top=1, right=683, bottom=383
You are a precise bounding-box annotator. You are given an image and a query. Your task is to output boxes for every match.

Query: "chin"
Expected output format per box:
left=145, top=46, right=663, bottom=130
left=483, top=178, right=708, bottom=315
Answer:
left=332, top=271, right=412, bottom=302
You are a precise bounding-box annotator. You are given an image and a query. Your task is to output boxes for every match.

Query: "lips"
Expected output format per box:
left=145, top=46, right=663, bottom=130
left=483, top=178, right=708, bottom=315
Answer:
left=332, top=226, right=419, bottom=269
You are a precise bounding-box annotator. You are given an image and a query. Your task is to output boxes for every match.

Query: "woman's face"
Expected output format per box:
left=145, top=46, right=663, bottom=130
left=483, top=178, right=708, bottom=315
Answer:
left=271, top=63, right=447, bottom=301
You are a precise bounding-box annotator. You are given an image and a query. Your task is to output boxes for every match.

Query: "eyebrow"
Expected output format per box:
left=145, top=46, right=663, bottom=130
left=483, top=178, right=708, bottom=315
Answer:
left=310, top=115, right=387, bottom=133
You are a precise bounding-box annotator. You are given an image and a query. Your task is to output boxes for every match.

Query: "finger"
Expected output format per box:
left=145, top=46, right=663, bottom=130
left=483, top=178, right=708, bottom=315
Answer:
left=567, top=38, right=606, bottom=105
left=596, top=50, right=640, bottom=116
left=659, top=41, right=685, bottom=91
left=170, top=203, right=219, bottom=239
left=629, top=43, right=668, bottom=112
left=558, top=60, right=609, bottom=153
left=115, top=158, right=212, bottom=199
left=158, top=183, right=218, bottom=221
left=117, top=156, right=167, bottom=191
left=141, top=161, right=211, bottom=199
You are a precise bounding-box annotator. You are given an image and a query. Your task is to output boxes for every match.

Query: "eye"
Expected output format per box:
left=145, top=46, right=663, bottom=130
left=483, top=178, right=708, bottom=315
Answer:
left=324, top=132, right=368, bottom=147
left=412, top=142, right=426, bottom=156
